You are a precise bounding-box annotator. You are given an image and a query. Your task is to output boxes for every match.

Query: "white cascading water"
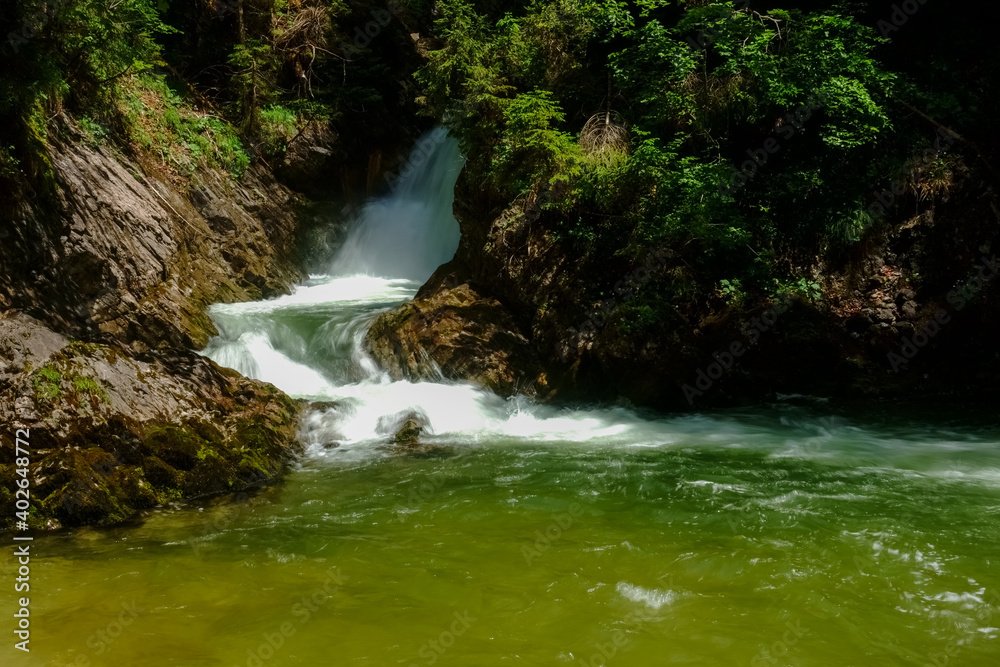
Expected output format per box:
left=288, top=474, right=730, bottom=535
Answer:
left=201, top=127, right=692, bottom=457
left=330, top=128, right=462, bottom=280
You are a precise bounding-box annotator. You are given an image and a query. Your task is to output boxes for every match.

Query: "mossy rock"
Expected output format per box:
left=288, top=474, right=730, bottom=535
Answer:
left=143, top=423, right=204, bottom=471
left=88, top=416, right=146, bottom=465
left=182, top=449, right=240, bottom=497
left=40, top=450, right=123, bottom=527
left=142, top=455, right=181, bottom=489
left=236, top=450, right=280, bottom=485
left=233, top=417, right=288, bottom=460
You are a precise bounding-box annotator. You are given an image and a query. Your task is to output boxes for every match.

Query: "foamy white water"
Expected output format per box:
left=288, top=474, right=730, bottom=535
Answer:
left=331, top=127, right=463, bottom=280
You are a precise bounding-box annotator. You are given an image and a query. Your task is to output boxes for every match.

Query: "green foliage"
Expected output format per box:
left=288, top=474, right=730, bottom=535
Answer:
left=0, top=144, right=19, bottom=181
left=829, top=204, right=877, bottom=245
left=719, top=278, right=746, bottom=307
left=414, top=0, right=914, bottom=320
left=71, top=376, right=110, bottom=404
left=122, top=75, right=251, bottom=177
left=775, top=277, right=823, bottom=303
left=228, top=39, right=280, bottom=136
left=33, top=366, right=62, bottom=401
left=78, top=116, right=109, bottom=147
left=498, top=90, right=581, bottom=191
left=1, top=0, right=173, bottom=117
left=259, top=105, right=299, bottom=157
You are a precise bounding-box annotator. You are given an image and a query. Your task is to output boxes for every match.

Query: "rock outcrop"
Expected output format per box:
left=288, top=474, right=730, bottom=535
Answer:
left=364, top=261, right=546, bottom=397
left=0, top=313, right=302, bottom=529
left=0, top=117, right=303, bottom=353
left=364, top=156, right=1000, bottom=408
left=0, top=116, right=309, bottom=529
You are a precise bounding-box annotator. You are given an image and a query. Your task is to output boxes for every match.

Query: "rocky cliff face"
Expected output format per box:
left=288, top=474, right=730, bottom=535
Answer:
left=1, top=117, right=303, bottom=353
left=0, top=116, right=309, bottom=529
left=365, top=158, right=1000, bottom=409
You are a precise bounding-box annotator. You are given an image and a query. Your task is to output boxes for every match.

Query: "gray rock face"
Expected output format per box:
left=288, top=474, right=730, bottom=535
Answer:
left=1, top=117, right=303, bottom=352
left=0, top=117, right=311, bottom=529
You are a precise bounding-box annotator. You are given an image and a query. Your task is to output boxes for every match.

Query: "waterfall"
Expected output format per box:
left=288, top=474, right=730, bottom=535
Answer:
left=201, top=127, right=684, bottom=455
left=331, top=127, right=464, bottom=280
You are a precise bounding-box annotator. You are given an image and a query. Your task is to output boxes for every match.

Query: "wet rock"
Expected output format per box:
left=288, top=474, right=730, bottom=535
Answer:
left=393, top=418, right=424, bottom=446
left=0, top=313, right=303, bottom=530
left=298, top=402, right=346, bottom=451
left=364, top=262, right=544, bottom=397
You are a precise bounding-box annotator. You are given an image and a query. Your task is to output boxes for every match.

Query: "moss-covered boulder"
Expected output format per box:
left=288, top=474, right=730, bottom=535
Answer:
left=0, top=313, right=303, bottom=530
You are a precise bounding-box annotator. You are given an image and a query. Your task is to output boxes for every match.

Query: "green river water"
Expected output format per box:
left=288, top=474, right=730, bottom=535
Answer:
left=9, top=401, right=1000, bottom=666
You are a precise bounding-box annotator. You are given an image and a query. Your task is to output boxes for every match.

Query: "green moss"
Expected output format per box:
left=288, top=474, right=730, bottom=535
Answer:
left=144, top=424, right=203, bottom=471
left=78, top=116, right=109, bottom=147
left=33, top=365, right=62, bottom=400
left=158, top=487, right=184, bottom=503
left=238, top=450, right=275, bottom=477
left=71, top=375, right=110, bottom=404
left=65, top=340, right=103, bottom=356
left=196, top=446, right=217, bottom=461
left=142, top=456, right=181, bottom=489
